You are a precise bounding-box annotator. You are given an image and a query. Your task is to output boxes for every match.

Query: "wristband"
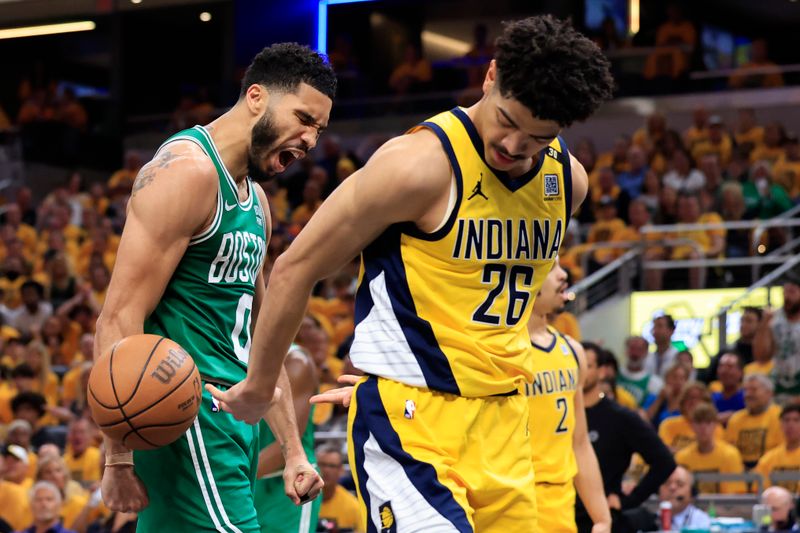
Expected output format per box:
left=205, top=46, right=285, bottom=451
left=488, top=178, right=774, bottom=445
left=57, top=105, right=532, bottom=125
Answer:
left=105, top=452, right=134, bottom=467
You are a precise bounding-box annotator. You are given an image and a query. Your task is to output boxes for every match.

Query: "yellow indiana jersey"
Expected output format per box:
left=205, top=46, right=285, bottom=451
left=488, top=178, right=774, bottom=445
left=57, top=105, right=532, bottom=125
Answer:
left=755, top=444, right=800, bottom=492
left=350, top=107, right=571, bottom=397
left=526, top=328, right=579, bottom=484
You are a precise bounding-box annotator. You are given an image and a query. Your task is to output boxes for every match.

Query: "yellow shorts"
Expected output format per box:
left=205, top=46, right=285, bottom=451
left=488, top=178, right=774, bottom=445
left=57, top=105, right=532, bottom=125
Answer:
left=347, top=376, right=536, bottom=533
left=534, top=482, right=577, bottom=533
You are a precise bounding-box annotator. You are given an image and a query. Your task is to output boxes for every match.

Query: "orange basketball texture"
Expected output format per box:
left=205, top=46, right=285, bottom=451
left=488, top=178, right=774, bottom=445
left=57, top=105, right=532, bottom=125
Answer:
left=88, top=334, right=202, bottom=450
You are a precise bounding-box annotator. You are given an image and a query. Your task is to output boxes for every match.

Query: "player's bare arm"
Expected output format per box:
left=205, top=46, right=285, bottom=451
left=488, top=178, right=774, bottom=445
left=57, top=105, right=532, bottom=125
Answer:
left=95, top=141, right=218, bottom=512
left=570, top=153, right=589, bottom=215
left=207, top=129, right=452, bottom=418
left=569, top=336, right=612, bottom=533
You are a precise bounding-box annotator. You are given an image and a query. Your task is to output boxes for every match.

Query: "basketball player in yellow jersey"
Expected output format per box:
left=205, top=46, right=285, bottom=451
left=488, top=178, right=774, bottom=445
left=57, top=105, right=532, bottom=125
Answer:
left=526, top=260, right=610, bottom=533
left=210, top=15, right=614, bottom=532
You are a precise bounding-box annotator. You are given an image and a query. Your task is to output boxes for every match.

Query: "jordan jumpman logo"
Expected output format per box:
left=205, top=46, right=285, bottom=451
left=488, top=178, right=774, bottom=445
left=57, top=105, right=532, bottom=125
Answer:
left=468, top=173, right=489, bottom=200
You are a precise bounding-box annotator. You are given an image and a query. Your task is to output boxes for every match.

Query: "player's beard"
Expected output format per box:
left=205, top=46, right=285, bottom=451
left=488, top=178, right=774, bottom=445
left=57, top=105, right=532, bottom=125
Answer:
left=247, top=107, right=280, bottom=182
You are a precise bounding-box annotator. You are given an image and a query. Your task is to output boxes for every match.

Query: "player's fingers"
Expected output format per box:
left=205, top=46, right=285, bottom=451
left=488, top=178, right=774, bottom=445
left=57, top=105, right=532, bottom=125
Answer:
left=204, top=383, right=225, bottom=401
left=337, top=374, right=361, bottom=385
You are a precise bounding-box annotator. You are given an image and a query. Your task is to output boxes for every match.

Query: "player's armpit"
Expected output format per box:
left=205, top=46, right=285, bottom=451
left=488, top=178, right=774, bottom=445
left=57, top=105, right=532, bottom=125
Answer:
left=569, top=153, right=589, bottom=215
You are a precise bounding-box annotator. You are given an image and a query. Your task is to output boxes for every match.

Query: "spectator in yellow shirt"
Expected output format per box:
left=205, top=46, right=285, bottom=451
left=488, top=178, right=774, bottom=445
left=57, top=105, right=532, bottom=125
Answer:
left=317, top=443, right=365, bottom=533
left=5, top=419, right=38, bottom=479
left=683, top=107, right=709, bottom=151
left=691, top=115, right=732, bottom=167
left=728, top=39, right=784, bottom=90
left=755, top=404, right=800, bottom=492
left=669, top=193, right=725, bottom=289
left=675, top=402, right=747, bottom=494
left=745, top=323, right=775, bottom=377
left=725, top=374, right=784, bottom=468
left=659, top=384, right=722, bottom=453
left=734, top=108, right=765, bottom=152
left=0, top=452, right=32, bottom=531
left=63, top=418, right=101, bottom=487
left=1, top=443, right=32, bottom=488
left=4, top=204, right=38, bottom=256
left=751, top=122, right=787, bottom=165
left=772, top=133, right=800, bottom=198
left=290, top=177, right=324, bottom=228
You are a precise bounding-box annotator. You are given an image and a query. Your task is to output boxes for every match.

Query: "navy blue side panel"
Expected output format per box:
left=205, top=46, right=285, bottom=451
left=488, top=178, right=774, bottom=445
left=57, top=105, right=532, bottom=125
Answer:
left=558, top=136, right=573, bottom=231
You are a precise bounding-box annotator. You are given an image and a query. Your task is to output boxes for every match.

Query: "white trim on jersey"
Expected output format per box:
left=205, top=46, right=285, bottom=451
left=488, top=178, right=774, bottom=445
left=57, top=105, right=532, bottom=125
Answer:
left=362, top=432, right=461, bottom=532
left=186, top=423, right=227, bottom=532
left=349, top=271, right=427, bottom=387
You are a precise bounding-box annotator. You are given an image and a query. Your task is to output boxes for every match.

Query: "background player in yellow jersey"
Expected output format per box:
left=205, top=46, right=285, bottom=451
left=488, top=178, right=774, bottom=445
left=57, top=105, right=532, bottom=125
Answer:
left=210, top=15, right=614, bottom=532
left=526, top=259, right=610, bottom=533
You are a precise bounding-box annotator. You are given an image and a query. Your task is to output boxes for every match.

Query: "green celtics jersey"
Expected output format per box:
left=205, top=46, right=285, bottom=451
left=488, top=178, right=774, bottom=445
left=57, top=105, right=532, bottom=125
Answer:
left=144, top=125, right=267, bottom=386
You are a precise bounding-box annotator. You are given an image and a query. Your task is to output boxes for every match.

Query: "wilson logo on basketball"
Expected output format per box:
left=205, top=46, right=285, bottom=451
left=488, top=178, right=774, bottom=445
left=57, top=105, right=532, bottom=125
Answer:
left=151, top=348, right=191, bottom=384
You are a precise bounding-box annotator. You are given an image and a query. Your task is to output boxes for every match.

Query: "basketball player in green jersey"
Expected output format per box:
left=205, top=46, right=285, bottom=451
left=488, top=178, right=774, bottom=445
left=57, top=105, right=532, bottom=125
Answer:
left=255, top=343, right=321, bottom=533
left=94, top=43, right=334, bottom=531
left=211, top=16, right=614, bottom=532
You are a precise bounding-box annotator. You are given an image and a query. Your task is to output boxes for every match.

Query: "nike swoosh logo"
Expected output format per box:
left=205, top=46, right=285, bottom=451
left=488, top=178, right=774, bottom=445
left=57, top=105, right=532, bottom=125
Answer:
left=224, top=201, right=237, bottom=212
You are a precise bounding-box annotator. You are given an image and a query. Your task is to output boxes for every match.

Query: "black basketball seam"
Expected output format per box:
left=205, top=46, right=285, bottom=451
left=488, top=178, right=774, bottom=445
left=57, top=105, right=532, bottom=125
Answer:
left=109, top=339, right=159, bottom=449
left=120, top=336, right=167, bottom=407
left=96, top=362, right=199, bottom=427
left=120, top=414, right=199, bottom=443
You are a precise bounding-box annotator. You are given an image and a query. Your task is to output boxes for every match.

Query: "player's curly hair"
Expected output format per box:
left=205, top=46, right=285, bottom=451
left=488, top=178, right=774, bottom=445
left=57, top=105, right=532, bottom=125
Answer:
left=240, top=43, right=337, bottom=100
left=494, top=16, right=614, bottom=127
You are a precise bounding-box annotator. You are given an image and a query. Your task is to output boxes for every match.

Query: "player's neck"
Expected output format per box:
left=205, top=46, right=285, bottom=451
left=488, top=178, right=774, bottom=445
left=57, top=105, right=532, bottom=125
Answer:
left=786, top=439, right=800, bottom=451
left=205, top=106, right=252, bottom=183
left=527, top=312, right=550, bottom=341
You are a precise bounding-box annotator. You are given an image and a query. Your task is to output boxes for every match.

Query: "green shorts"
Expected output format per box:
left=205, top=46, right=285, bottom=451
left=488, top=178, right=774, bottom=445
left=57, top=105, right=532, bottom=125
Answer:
left=134, top=384, right=261, bottom=532
left=254, top=474, right=321, bottom=533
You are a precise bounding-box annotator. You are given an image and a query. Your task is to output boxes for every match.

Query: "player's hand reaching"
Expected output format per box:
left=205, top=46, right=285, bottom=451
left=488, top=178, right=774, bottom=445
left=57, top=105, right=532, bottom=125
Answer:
left=205, top=380, right=283, bottom=425
left=102, top=465, right=149, bottom=512
left=283, top=455, right=324, bottom=505
left=309, top=375, right=361, bottom=407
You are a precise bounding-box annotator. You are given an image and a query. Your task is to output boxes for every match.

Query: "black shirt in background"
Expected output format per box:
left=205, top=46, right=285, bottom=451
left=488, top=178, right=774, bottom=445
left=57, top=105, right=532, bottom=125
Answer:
left=576, top=397, right=676, bottom=533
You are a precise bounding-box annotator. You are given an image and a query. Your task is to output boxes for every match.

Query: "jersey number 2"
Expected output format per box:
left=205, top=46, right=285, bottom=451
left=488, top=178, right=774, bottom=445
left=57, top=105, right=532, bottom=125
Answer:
left=555, top=397, right=569, bottom=433
left=231, top=293, right=253, bottom=363
left=472, top=264, right=534, bottom=326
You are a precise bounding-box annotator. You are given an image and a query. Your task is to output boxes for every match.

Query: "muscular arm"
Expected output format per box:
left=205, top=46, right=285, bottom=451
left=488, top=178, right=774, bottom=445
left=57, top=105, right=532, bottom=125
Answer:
left=94, top=143, right=218, bottom=509
left=569, top=338, right=611, bottom=530
left=242, top=131, right=450, bottom=402
left=258, top=348, right=319, bottom=477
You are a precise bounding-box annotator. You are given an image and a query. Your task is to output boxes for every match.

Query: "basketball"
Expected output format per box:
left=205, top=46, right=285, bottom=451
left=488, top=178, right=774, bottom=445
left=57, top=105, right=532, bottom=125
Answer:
left=88, top=334, right=203, bottom=450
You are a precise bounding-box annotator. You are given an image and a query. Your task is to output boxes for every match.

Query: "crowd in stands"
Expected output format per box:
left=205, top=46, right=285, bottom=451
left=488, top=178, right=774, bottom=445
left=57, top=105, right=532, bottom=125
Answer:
left=563, top=106, right=799, bottom=289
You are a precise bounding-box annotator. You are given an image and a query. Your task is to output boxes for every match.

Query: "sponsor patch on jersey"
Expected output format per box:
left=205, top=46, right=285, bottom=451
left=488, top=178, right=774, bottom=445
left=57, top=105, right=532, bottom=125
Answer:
left=404, top=400, right=416, bottom=420
left=544, top=174, right=560, bottom=197
left=379, top=502, right=397, bottom=533
left=254, top=204, right=264, bottom=227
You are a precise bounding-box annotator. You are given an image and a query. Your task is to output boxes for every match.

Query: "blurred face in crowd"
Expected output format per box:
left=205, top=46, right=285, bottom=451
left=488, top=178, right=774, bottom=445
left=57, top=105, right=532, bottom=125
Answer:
left=676, top=195, right=700, bottom=223
left=739, top=310, right=760, bottom=340
left=582, top=346, right=600, bottom=393
left=665, top=365, right=689, bottom=397
left=79, top=334, right=94, bottom=358
left=781, top=410, right=800, bottom=446
left=717, top=353, right=743, bottom=390
left=677, top=351, right=693, bottom=370
left=642, top=170, right=660, bottom=195
left=21, top=286, right=41, bottom=310
left=38, top=460, right=68, bottom=491
left=597, top=167, right=615, bottom=191
left=31, top=485, right=62, bottom=524
left=738, top=109, right=756, bottom=131
left=783, top=283, right=800, bottom=316
left=612, top=136, right=630, bottom=160
left=533, top=260, right=568, bottom=315
left=575, top=139, right=596, bottom=169
left=709, top=123, right=724, bottom=143
left=659, top=466, right=694, bottom=515
left=25, top=345, right=44, bottom=373
left=628, top=201, right=649, bottom=229
left=765, top=123, right=782, bottom=147
left=651, top=317, right=674, bottom=345
left=317, top=450, right=344, bottom=489
left=2, top=453, right=28, bottom=483
left=627, top=146, right=646, bottom=172
left=68, top=419, right=92, bottom=454
left=691, top=418, right=717, bottom=447
left=37, top=445, right=61, bottom=462
left=763, top=487, right=795, bottom=530
left=743, top=378, right=772, bottom=414
left=625, top=337, right=649, bottom=371
left=671, top=150, right=691, bottom=175
left=680, top=387, right=707, bottom=417
left=693, top=107, right=709, bottom=129
left=7, top=425, right=32, bottom=449
left=478, top=64, right=562, bottom=175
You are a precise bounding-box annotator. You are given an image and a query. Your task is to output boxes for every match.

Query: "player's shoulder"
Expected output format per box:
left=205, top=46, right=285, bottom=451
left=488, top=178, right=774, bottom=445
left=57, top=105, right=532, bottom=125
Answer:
left=366, top=130, right=452, bottom=192
left=139, top=139, right=218, bottom=192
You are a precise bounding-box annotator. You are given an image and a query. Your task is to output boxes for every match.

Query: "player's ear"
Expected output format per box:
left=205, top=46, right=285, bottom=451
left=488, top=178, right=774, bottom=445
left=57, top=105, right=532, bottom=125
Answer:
left=483, top=60, right=497, bottom=95
left=244, top=84, right=269, bottom=116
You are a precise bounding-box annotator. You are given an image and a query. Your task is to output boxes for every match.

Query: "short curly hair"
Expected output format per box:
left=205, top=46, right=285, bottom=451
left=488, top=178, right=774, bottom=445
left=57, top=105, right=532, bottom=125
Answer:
left=240, top=43, right=337, bottom=100
left=494, top=16, right=614, bottom=127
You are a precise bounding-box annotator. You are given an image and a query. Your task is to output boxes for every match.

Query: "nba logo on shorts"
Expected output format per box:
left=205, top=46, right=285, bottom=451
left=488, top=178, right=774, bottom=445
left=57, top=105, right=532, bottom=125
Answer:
left=379, top=502, right=397, bottom=533
left=544, top=174, right=559, bottom=196
left=404, top=400, right=416, bottom=419
left=211, top=397, right=220, bottom=413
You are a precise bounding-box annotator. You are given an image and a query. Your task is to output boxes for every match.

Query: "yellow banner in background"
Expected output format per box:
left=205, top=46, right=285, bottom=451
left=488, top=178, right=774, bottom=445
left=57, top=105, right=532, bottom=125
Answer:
left=629, top=287, right=783, bottom=368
